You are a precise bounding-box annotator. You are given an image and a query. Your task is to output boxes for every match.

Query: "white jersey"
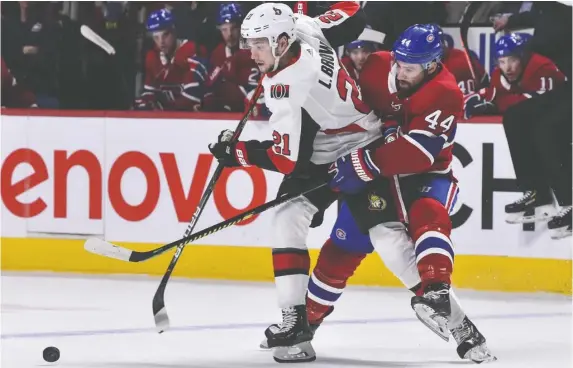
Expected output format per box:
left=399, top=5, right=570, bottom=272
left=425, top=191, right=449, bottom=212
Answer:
left=260, top=6, right=382, bottom=173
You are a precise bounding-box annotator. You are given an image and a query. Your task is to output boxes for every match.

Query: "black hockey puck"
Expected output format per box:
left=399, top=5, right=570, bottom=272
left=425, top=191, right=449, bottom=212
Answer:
left=43, top=346, right=60, bottom=363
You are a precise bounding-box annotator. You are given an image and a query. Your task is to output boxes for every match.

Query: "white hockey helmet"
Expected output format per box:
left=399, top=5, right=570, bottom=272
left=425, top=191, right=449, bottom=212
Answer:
left=240, top=3, right=296, bottom=71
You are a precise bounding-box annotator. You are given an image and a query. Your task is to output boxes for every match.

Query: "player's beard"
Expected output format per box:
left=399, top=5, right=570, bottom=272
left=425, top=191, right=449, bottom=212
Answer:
left=397, top=79, right=413, bottom=91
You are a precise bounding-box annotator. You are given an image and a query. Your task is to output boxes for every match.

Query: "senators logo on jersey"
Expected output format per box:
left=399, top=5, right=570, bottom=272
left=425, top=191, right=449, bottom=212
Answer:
left=270, top=84, right=290, bottom=99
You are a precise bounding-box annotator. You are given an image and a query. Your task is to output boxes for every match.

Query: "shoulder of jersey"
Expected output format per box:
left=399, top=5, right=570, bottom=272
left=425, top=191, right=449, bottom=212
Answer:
left=295, top=14, right=324, bottom=41
left=145, top=49, right=164, bottom=69
left=176, top=40, right=201, bottom=59
left=361, top=51, right=392, bottom=75
left=490, top=66, right=501, bottom=82
left=211, top=43, right=225, bottom=55
left=273, top=44, right=319, bottom=81
left=526, top=53, right=560, bottom=75
left=445, top=48, right=466, bottom=60
left=413, top=68, right=463, bottom=111
left=145, top=48, right=158, bottom=61
left=437, top=67, right=463, bottom=93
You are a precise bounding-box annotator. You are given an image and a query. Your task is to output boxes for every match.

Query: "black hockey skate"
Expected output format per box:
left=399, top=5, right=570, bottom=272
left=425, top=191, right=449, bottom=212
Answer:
left=451, top=316, right=497, bottom=364
left=263, top=305, right=316, bottom=363
left=260, top=306, right=333, bottom=349
left=411, top=282, right=451, bottom=341
left=505, top=190, right=555, bottom=224
left=548, top=206, right=572, bottom=239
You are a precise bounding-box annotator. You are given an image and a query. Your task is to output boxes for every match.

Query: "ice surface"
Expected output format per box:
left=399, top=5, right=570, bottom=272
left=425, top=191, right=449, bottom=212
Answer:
left=2, top=273, right=571, bottom=368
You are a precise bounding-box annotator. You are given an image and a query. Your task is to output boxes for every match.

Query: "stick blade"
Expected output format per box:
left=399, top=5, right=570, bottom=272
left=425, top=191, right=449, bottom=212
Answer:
left=153, top=283, right=171, bottom=333
left=84, top=238, right=132, bottom=261
left=153, top=306, right=170, bottom=334
left=80, top=25, right=116, bottom=55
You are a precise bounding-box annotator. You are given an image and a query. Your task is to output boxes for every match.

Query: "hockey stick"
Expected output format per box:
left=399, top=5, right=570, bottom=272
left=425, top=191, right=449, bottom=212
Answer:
left=80, top=25, right=116, bottom=55
left=459, top=2, right=485, bottom=90
left=85, top=182, right=328, bottom=263
left=150, top=82, right=263, bottom=333
left=80, top=25, right=131, bottom=108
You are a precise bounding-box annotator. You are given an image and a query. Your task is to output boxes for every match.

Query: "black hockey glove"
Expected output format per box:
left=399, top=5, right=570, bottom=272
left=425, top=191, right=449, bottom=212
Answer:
left=208, top=129, right=241, bottom=167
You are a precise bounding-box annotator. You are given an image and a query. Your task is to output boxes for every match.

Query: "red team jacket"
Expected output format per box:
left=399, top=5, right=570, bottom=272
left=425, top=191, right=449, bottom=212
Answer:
left=359, top=51, right=464, bottom=176
left=477, top=53, right=566, bottom=113
left=142, top=40, right=208, bottom=111
left=1, top=58, right=36, bottom=108
left=204, top=44, right=260, bottom=112
left=442, top=48, right=487, bottom=95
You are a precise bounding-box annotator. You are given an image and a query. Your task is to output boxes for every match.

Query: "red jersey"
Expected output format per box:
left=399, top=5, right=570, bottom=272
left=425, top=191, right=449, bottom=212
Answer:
left=1, top=58, right=36, bottom=108
left=142, top=40, right=208, bottom=111
left=359, top=51, right=463, bottom=177
left=341, top=55, right=360, bottom=81
left=442, top=48, right=487, bottom=96
left=203, top=43, right=260, bottom=112
left=478, top=53, right=566, bottom=113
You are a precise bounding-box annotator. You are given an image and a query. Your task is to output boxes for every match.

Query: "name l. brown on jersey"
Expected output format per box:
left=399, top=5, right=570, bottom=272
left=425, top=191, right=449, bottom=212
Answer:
left=318, top=41, right=335, bottom=89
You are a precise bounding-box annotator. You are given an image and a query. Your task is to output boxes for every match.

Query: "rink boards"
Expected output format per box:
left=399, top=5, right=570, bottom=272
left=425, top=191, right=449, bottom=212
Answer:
left=1, top=110, right=571, bottom=294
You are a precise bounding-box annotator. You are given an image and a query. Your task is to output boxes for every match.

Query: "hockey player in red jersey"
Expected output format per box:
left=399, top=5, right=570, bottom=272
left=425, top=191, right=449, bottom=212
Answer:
left=257, top=22, right=496, bottom=364
left=329, top=23, right=469, bottom=344
left=431, top=24, right=488, bottom=96
left=203, top=3, right=262, bottom=113
left=341, top=40, right=373, bottom=81
left=135, top=9, right=208, bottom=111
left=465, top=33, right=566, bottom=225
left=465, top=33, right=566, bottom=118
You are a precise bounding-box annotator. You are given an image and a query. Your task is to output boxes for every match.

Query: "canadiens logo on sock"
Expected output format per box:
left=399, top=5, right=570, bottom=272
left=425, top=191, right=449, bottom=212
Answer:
left=270, top=84, right=290, bottom=99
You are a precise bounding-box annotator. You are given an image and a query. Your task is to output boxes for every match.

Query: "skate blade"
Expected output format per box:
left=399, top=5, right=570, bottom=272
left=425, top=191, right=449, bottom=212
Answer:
left=463, top=343, right=498, bottom=364
left=412, top=304, right=450, bottom=342
left=273, top=341, right=316, bottom=363
left=550, top=227, right=572, bottom=239
left=506, top=205, right=556, bottom=224
left=260, top=338, right=271, bottom=350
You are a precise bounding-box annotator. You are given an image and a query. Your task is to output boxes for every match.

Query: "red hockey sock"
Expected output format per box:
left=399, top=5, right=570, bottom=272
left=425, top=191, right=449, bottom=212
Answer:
left=409, top=198, right=454, bottom=290
left=306, top=239, right=366, bottom=324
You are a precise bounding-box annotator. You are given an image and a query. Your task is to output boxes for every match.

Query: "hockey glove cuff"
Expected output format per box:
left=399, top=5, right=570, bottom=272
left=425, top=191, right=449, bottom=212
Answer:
left=208, top=129, right=245, bottom=167
left=382, top=120, right=399, bottom=143
left=328, top=148, right=381, bottom=194
left=463, top=93, right=493, bottom=120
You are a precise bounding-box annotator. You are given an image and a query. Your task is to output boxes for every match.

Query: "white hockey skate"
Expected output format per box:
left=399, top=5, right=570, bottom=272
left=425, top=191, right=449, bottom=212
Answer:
left=411, top=283, right=451, bottom=341
left=548, top=206, right=572, bottom=239
left=451, top=316, right=497, bottom=364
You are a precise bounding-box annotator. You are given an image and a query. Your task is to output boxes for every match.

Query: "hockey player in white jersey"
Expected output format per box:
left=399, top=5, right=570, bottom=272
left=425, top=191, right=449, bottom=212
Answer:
left=208, top=1, right=382, bottom=363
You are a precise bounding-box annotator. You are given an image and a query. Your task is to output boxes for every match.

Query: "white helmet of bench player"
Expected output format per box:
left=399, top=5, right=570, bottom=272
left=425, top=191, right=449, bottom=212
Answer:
left=240, top=3, right=296, bottom=72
